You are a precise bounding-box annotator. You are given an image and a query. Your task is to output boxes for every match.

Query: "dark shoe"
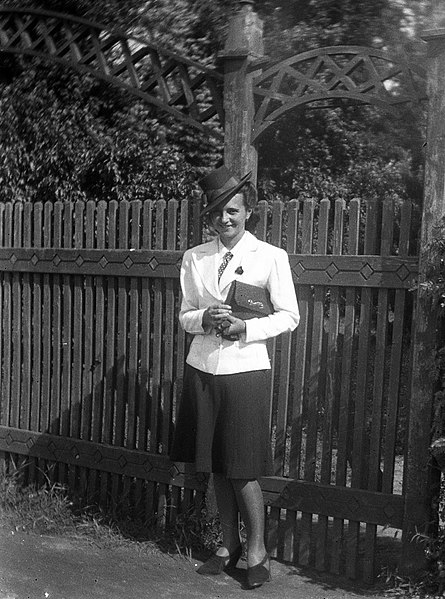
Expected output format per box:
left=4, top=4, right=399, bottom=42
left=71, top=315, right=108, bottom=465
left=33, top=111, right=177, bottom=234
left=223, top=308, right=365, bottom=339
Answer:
left=197, top=545, right=243, bottom=575
left=246, top=553, right=271, bottom=589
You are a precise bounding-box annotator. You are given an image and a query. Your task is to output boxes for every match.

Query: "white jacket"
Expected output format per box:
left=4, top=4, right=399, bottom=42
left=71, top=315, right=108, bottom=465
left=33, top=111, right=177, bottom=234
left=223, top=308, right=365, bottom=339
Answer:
left=179, top=231, right=300, bottom=375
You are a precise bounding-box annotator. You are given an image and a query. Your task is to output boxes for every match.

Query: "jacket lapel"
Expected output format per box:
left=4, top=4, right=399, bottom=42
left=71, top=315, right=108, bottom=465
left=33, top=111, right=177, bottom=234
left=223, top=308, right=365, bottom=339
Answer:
left=191, top=237, right=221, bottom=300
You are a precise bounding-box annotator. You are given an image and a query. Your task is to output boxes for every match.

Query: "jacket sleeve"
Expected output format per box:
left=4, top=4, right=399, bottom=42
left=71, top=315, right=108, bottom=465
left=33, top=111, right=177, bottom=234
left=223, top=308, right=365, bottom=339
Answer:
left=178, top=249, right=210, bottom=335
left=244, top=247, right=300, bottom=343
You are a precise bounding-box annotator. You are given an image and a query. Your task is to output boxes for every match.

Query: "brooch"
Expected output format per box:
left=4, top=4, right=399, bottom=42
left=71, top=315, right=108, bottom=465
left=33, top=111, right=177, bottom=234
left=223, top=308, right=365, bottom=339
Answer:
left=235, top=266, right=244, bottom=275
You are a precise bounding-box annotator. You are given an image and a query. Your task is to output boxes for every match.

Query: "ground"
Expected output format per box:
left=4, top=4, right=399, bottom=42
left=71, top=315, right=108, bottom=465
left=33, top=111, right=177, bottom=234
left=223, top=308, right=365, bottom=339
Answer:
left=0, top=524, right=395, bottom=599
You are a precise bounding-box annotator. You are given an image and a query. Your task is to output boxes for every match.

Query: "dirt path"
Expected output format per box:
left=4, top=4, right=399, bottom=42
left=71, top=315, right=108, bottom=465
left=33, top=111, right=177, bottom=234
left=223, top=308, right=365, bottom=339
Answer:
left=0, top=525, right=393, bottom=599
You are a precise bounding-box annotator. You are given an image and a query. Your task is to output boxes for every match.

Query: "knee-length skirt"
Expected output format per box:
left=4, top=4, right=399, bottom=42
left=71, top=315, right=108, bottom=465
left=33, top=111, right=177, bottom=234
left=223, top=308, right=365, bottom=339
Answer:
left=170, top=365, right=273, bottom=479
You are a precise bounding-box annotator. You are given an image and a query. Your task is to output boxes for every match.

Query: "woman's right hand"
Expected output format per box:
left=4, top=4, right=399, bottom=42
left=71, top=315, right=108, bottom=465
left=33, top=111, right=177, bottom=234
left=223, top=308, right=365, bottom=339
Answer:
left=202, top=304, right=232, bottom=332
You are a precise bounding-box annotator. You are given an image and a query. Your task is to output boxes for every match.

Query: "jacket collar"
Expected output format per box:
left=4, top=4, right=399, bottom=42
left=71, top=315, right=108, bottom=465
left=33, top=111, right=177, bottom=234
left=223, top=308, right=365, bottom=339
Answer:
left=193, top=231, right=259, bottom=299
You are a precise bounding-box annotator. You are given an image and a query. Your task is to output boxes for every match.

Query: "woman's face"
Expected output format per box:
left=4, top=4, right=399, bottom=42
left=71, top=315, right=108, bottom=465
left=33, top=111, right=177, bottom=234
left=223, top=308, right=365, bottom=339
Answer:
left=209, top=193, right=252, bottom=248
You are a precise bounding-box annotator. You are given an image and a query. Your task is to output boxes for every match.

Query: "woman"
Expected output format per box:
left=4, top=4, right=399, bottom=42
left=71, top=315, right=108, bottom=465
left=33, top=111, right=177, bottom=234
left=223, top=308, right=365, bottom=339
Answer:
left=170, top=165, right=299, bottom=589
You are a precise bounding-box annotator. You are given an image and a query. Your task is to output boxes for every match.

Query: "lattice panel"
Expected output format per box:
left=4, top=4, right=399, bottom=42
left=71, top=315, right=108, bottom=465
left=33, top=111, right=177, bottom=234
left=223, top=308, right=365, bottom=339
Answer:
left=252, top=45, right=427, bottom=141
left=0, top=8, right=224, bottom=140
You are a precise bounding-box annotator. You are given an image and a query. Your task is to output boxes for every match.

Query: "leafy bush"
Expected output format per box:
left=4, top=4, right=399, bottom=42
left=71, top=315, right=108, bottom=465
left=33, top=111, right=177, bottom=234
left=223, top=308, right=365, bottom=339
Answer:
left=0, top=62, right=201, bottom=203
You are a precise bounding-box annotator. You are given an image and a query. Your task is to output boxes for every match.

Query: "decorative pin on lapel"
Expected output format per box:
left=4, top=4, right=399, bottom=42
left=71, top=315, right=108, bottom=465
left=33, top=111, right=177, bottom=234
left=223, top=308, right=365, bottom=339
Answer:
left=235, top=266, right=244, bottom=275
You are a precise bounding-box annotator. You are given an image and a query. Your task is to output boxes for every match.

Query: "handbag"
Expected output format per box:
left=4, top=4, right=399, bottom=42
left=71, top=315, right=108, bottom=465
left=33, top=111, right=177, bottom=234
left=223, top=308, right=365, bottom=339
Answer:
left=226, top=280, right=274, bottom=320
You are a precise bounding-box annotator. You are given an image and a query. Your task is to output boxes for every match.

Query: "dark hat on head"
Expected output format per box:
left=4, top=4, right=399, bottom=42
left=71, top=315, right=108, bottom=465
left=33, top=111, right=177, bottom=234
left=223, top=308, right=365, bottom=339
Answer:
left=199, top=165, right=252, bottom=216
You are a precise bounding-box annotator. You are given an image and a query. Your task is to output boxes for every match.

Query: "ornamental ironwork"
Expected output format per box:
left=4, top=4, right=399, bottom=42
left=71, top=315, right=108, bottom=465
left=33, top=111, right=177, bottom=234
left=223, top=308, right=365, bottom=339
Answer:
left=252, top=46, right=427, bottom=141
left=0, top=8, right=224, bottom=140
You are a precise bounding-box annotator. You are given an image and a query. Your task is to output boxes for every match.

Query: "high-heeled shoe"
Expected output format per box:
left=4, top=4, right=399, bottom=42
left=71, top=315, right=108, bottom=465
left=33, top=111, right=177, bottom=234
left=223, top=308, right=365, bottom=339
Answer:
left=246, top=553, right=271, bottom=589
left=196, top=544, right=243, bottom=575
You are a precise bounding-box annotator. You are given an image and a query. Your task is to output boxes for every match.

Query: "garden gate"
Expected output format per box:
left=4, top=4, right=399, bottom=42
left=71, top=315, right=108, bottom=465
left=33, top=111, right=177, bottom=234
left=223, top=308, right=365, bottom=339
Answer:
left=0, top=1, right=443, bottom=583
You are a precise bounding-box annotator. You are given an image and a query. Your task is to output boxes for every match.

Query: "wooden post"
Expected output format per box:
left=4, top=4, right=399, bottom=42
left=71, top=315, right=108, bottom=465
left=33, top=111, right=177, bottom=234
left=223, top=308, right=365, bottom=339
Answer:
left=401, top=4, right=445, bottom=572
left=220, top=0, right=264, bottom=180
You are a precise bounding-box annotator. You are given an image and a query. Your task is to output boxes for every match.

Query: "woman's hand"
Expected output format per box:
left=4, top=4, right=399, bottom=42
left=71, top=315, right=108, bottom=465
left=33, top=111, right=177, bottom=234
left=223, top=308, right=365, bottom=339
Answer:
left=219, top=314, right=246, bottom=339
left=202, top=304, right=232, bottom=331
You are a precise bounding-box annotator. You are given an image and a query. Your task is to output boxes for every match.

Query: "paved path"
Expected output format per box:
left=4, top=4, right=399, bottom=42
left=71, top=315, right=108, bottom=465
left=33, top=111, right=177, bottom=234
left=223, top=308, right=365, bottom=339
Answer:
left=0, top=526, right=391, bottom=599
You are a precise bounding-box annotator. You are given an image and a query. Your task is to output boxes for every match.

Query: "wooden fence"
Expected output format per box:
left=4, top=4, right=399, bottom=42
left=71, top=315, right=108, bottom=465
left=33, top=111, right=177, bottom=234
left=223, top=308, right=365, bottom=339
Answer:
left=0, top=196, right=421, bottom=582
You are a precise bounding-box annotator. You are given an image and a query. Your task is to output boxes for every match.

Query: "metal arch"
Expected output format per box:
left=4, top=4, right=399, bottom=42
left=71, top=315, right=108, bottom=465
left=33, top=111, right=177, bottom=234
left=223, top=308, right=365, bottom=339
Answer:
left=252, top=45, right=427, bottom=142
left=0, top=7, right=224, bottom=141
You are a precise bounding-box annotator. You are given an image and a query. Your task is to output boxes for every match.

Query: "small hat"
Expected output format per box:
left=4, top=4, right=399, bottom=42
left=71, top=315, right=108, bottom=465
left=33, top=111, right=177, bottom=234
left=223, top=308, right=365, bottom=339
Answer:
left=199, top=165, right=252, bottom=216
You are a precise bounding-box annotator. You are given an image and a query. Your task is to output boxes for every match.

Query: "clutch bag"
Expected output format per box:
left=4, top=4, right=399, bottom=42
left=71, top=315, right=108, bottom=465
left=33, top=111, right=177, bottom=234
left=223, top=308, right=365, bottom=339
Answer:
left=226, top=280, right=274, bottom=320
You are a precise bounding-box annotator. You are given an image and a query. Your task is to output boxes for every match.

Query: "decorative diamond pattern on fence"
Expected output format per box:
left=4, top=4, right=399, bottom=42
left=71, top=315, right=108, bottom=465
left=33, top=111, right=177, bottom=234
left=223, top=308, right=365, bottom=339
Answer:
left=0, top=248, right=183, bottom=278
left=0, top=248, right=417, bottom=287
left=0, top=426, right=207, bottom=491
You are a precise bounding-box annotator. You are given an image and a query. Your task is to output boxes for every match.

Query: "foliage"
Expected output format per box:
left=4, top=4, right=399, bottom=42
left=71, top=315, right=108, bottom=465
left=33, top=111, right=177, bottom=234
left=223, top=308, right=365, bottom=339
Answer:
left=421, top=221, right=445, bottom=312
left=0, top=0, right=229, bottom=203
left=419, top=221, right=445, bottom=453
left=411, top=525, right=445, bottom=597
left=257, top=104, right=420, bottom=206
left=0, top=62, right=199, bottom=203
left=255, top=0, right=426, bottom=211
left=0, top=0, right=427, bottom=207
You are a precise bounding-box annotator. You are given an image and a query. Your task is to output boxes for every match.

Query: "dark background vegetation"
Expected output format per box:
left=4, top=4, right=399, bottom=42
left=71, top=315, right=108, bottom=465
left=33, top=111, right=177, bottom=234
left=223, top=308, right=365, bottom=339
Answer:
left=0, top=0, right=428, bottom=216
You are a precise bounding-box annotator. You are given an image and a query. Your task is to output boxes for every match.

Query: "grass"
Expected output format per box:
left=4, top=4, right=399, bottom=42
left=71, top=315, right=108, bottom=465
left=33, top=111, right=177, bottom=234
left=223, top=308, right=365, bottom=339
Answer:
left=0, top=466, right=224, bottom=560
left=0, top=471, right=156, bottom=553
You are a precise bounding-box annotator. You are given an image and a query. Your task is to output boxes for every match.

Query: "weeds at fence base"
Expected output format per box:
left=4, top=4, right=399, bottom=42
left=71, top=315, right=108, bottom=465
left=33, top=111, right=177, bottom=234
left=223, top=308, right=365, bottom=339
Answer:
left=0, top=470, right=225, bottom=559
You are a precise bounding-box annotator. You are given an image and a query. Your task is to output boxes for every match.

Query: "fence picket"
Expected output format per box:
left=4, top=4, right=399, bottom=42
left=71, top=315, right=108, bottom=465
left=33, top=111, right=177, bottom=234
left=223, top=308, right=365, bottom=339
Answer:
left=101, top=200, right=118, bottom=507
left=347, top=199, right=379, bottom=579
left=382, top=202, right=412, bottom=494
left=39, top=202, right=54, bottom=482
left=313, top=198, right=331, bottom=572
left=60, top=202, right=73, bottom=487
left=298, top=198, right=317, bottom=566
left=11, top=203, right=23, bottom=430
left=317, top=199, right=344, bottom=572
left=49, top=202, right=63, bottom=485
left=174, top=199, right=189, bottom=416
left=282, top=198, right=300, bottom=563
left=127, top=200, right=142, bottom=511
left=69, top=201, right=85, bottom=494
left=30, top=203, right=43, bottom=484
left=21, top=203, right=33, bottom=437
left=86, top=201, right=106, bottom=502
left=40, top=202, right=53, bottom=436
left=152, top=200, right=168, bottom=529
left=113, top=200, right=130, bottom=511
left=139, top=199, right=155, bottom=518
left=0, top=203, right=5, bottom=474
left=363, top=199, right=394, bottom=582
left=3, top=203, right=13, bottom=435
left=80, top=201, right=95, bottom=500
left=166, top=199, right=180, bottom=525
left=268, top=200, right=285, bottom=559
left=331, top=198, right=360, bottom=575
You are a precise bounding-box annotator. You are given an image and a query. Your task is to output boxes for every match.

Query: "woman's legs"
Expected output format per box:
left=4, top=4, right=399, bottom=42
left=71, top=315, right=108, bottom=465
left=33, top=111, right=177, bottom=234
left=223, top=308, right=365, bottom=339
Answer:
left=232, top=478, right=267, bottom=567
left=213, top=474, right=267, bottom=567
left=213, top=473, right=241, bottom=556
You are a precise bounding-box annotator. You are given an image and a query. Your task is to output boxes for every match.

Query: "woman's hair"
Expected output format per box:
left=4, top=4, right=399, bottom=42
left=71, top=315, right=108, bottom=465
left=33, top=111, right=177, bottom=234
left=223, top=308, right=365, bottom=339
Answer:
left=241, top=182, right=260, bottom=233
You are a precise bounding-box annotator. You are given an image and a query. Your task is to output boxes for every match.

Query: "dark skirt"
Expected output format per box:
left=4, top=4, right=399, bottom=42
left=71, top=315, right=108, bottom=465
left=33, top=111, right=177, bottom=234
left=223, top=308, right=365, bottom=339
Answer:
left=170, top=365, right=273, bottom=479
